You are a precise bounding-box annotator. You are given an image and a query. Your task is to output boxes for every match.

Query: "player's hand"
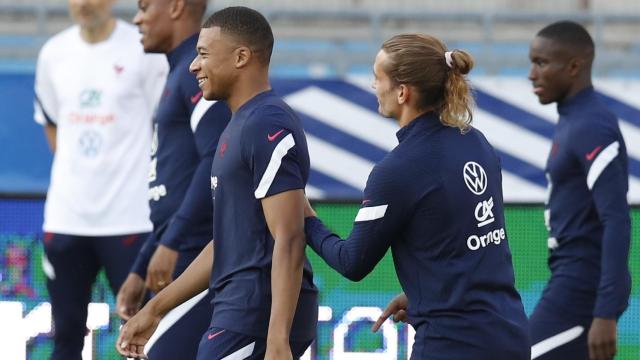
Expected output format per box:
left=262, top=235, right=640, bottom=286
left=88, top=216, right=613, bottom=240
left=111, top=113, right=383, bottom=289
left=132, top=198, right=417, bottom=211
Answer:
left=265, top=337, right=292, bottom=360
left=588, top=317, right=617, bottom=360
left=303, top=196, right=316, bottom=218
left=116, top=273, right=146, bottom=321
left=146, top=245, right=178, bottom=293
left=116, top=305, right=162, bottom=359
left=372, top=292, right=409, bottom=332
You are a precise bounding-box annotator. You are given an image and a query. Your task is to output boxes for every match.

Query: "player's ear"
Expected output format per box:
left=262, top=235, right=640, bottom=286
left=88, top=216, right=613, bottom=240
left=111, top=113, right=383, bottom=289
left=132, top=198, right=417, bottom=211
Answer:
left=567, top=57, right=582, bottom=77
left=397, top=84, right=409, bottom=105
left=169, top=0, right=187, bottom=20
left=234, top=46, right=251, bottom=68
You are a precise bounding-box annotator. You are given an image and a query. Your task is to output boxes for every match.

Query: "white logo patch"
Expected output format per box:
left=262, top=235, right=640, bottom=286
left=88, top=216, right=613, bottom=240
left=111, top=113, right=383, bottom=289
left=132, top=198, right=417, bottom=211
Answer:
left=211, top=176, right=218, bottom=190
left=474, top=197, right=495, bottom=227
left=463, top=161, right=487, bottom=195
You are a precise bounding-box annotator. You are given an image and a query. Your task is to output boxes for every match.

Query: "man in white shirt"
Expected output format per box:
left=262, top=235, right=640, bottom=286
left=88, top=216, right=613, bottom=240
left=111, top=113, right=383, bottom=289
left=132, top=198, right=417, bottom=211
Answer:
left=33, top=0, right=167, bottom=358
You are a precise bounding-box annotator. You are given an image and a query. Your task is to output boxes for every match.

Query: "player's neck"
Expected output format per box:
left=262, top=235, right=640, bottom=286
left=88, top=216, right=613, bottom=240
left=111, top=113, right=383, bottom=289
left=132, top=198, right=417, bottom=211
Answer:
left=80, top=18, right=116, bottom=44
left=565, top=78, right=593, bottom=101
left=227, top=73, right=271, bottom=113
left=397, top=106, right=425, bottom=128
left=167, top=23, right=201, bottom=53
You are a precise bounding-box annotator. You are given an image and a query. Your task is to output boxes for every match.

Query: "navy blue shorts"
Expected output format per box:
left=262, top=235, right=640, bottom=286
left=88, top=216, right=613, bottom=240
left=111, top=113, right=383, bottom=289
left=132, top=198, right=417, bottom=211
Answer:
left=42, top=232, right=146, bottom=360
left=529, top=299, right=591, bottom=360
left=196, top=327, right=312, bottom=360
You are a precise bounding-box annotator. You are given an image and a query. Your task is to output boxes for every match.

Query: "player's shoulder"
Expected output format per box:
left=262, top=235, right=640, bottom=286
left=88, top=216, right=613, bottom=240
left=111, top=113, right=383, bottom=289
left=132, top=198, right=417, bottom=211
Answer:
left=39, top=25, right=81, bottom=59
left=244, top=92, right=299, bottom=130
left=571, top=101, right=619, bottom=138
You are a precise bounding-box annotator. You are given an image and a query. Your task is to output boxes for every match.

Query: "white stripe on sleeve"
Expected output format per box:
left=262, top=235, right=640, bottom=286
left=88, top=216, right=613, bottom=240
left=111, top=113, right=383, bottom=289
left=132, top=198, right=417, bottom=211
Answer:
left=254, top=133, right=296, bottom=199
left=354, top=205, right=388, bottom=222
left=586, top=141, right=619, bottom=190
left=190, top=98, right=216, bottom=132
left=221, top=342, right=255, bottom=360
left=143, top=290, right=208, bottom=354
left=531, top=326, right=584, bottom=359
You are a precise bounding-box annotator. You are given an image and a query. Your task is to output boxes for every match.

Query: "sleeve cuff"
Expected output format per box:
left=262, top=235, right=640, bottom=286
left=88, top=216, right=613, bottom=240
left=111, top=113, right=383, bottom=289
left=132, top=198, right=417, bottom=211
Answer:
left=158, top=217, right=189, bottom=251
left=130, top=233, right=159, bottom=278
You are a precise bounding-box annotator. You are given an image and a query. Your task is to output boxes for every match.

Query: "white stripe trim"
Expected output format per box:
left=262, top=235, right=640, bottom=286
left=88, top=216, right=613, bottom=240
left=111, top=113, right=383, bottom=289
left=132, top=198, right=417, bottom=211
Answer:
left=144, top=289, right=208, bottom=354
left=41, top=253, right=55, bottom=280
left=221, top=342, right=255, bottom=360
left=190, top=98, right=216, bottom=132
left=254, top=133, right=296, bottom=199
left=587, top=141, right=619, bottom=190
left=531, top=325, right=584, bottom=359
left=354, top=205, right=388, bottom=222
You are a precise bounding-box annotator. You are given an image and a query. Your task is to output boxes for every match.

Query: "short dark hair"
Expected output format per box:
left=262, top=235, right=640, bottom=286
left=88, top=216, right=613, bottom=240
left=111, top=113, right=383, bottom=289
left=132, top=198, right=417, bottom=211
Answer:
left=202, top=6, right=274, bottom=65
left=537, top=20, right=594, bottom=59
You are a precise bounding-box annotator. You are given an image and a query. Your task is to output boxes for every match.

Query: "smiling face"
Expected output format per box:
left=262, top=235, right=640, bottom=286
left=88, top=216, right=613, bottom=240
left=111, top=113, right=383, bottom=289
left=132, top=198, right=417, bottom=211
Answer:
left=189, top=27, right=240, bottom=101
left=528, top=36, right=575, bottom=105
left=132, top=0, right=173, bottom=53
left=372, top=50, right=400, bottom=119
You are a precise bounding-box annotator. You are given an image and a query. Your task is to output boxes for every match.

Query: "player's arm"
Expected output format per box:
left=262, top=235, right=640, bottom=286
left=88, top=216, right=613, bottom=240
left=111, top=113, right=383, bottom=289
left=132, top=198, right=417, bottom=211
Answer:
left=305, top=163, right=408, bottom=281
left=117, top=240, right=213, bottom=359
left=146, top=99, right=230, bottom=293
left=573, top=125, right=631, bottom=360
left=262, top=189, right=306, bottom=360
left=44, top=123, right=56, bottom=152
left=34, top=43, right=58, bottom=153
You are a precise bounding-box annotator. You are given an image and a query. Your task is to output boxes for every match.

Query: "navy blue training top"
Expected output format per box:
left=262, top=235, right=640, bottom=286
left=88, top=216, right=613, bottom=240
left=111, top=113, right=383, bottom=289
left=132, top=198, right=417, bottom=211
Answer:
left=305, top=112, right=529, bottom=357
left=131, top=34, right=231, bottom=277
left=544, top=86, right=631, bottom=319
left=209, top=90, right=318, bottom=342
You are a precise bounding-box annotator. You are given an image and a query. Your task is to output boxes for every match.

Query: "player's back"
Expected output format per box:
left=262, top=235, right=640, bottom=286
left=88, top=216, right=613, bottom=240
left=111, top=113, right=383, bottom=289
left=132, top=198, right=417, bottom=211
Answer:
left=378, top=112, right=529, bottom=358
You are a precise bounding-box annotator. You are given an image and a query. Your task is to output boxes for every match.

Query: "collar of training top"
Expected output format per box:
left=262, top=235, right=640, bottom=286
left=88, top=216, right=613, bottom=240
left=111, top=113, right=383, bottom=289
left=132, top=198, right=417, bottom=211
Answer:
left=557, top=85, right=595, bottom=116
left=167, top=32, right=199, bottom=69
left=396, top=111, right=441, bottom=142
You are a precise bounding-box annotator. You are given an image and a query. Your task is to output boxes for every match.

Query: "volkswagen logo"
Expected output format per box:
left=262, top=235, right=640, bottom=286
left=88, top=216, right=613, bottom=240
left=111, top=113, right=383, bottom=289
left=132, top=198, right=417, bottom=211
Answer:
left=463, top=161, right=487, bottom=195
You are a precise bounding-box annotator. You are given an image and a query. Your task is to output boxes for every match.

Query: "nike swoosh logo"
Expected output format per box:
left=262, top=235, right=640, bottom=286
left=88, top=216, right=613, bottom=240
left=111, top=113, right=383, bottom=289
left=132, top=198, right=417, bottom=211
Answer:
left=191, top=91, right=203, bottom=104
left=585, top=145, right=602, bottom=161
left=207, top=329, right=225, bottom=340
left=267, top=129, right=285, bottom=142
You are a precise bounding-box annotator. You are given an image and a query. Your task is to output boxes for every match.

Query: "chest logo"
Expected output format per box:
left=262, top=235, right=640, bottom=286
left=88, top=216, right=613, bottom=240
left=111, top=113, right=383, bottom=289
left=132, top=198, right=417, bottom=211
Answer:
left=463, top=161, right=487, bottom=195
left=211, top=176, right=218, bottom=190
left=190, top=91, right=203, bottom=104
left=114, top=64, right=124, bottom=75
left=585, top=145, right=602, bottom=161
left=267, top=129, right=285, bottom=142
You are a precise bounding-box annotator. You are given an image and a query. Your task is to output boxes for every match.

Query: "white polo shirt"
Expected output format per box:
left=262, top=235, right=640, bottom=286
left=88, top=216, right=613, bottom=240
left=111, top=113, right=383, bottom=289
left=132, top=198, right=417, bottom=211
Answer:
left=34, top=20, right=168, bottom=236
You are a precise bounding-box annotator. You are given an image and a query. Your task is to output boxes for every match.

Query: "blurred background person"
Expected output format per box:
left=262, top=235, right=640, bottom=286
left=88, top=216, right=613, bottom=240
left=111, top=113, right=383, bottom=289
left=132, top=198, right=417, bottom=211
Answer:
left=33, top=0, right=168, bottom=358
left=528, top=21, right=631, bottom=360
left=115, top=0, right=231, bottom=358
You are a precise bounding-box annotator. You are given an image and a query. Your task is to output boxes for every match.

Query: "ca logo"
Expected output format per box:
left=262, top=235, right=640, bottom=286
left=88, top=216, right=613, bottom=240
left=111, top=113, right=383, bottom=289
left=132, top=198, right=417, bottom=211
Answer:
left=463, top=161, right=487, bottom=195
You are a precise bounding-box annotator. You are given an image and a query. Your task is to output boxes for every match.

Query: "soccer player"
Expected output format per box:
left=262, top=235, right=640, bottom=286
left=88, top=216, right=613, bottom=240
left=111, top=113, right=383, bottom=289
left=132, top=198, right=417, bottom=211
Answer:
left=114, top=0, right=231, bottom=358
left=528, top=21, right=631, bottom=360
left=33, top=0, right=167, bottom=358
left=116, top=7, right=317, bottom=360
left=303, top=34, right=530, bottom=359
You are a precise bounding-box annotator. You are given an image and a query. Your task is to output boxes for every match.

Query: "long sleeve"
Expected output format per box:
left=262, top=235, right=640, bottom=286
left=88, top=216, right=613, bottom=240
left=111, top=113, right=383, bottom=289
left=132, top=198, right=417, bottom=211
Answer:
left=158, top=101, right=230, bottom=250
left=305, top=161, right=410, bottom=281
left=130, top=231, right=159, bottom=278
left=572, top=122, right=631, bottom=318
left=589, top=144, right=632, bottom=318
